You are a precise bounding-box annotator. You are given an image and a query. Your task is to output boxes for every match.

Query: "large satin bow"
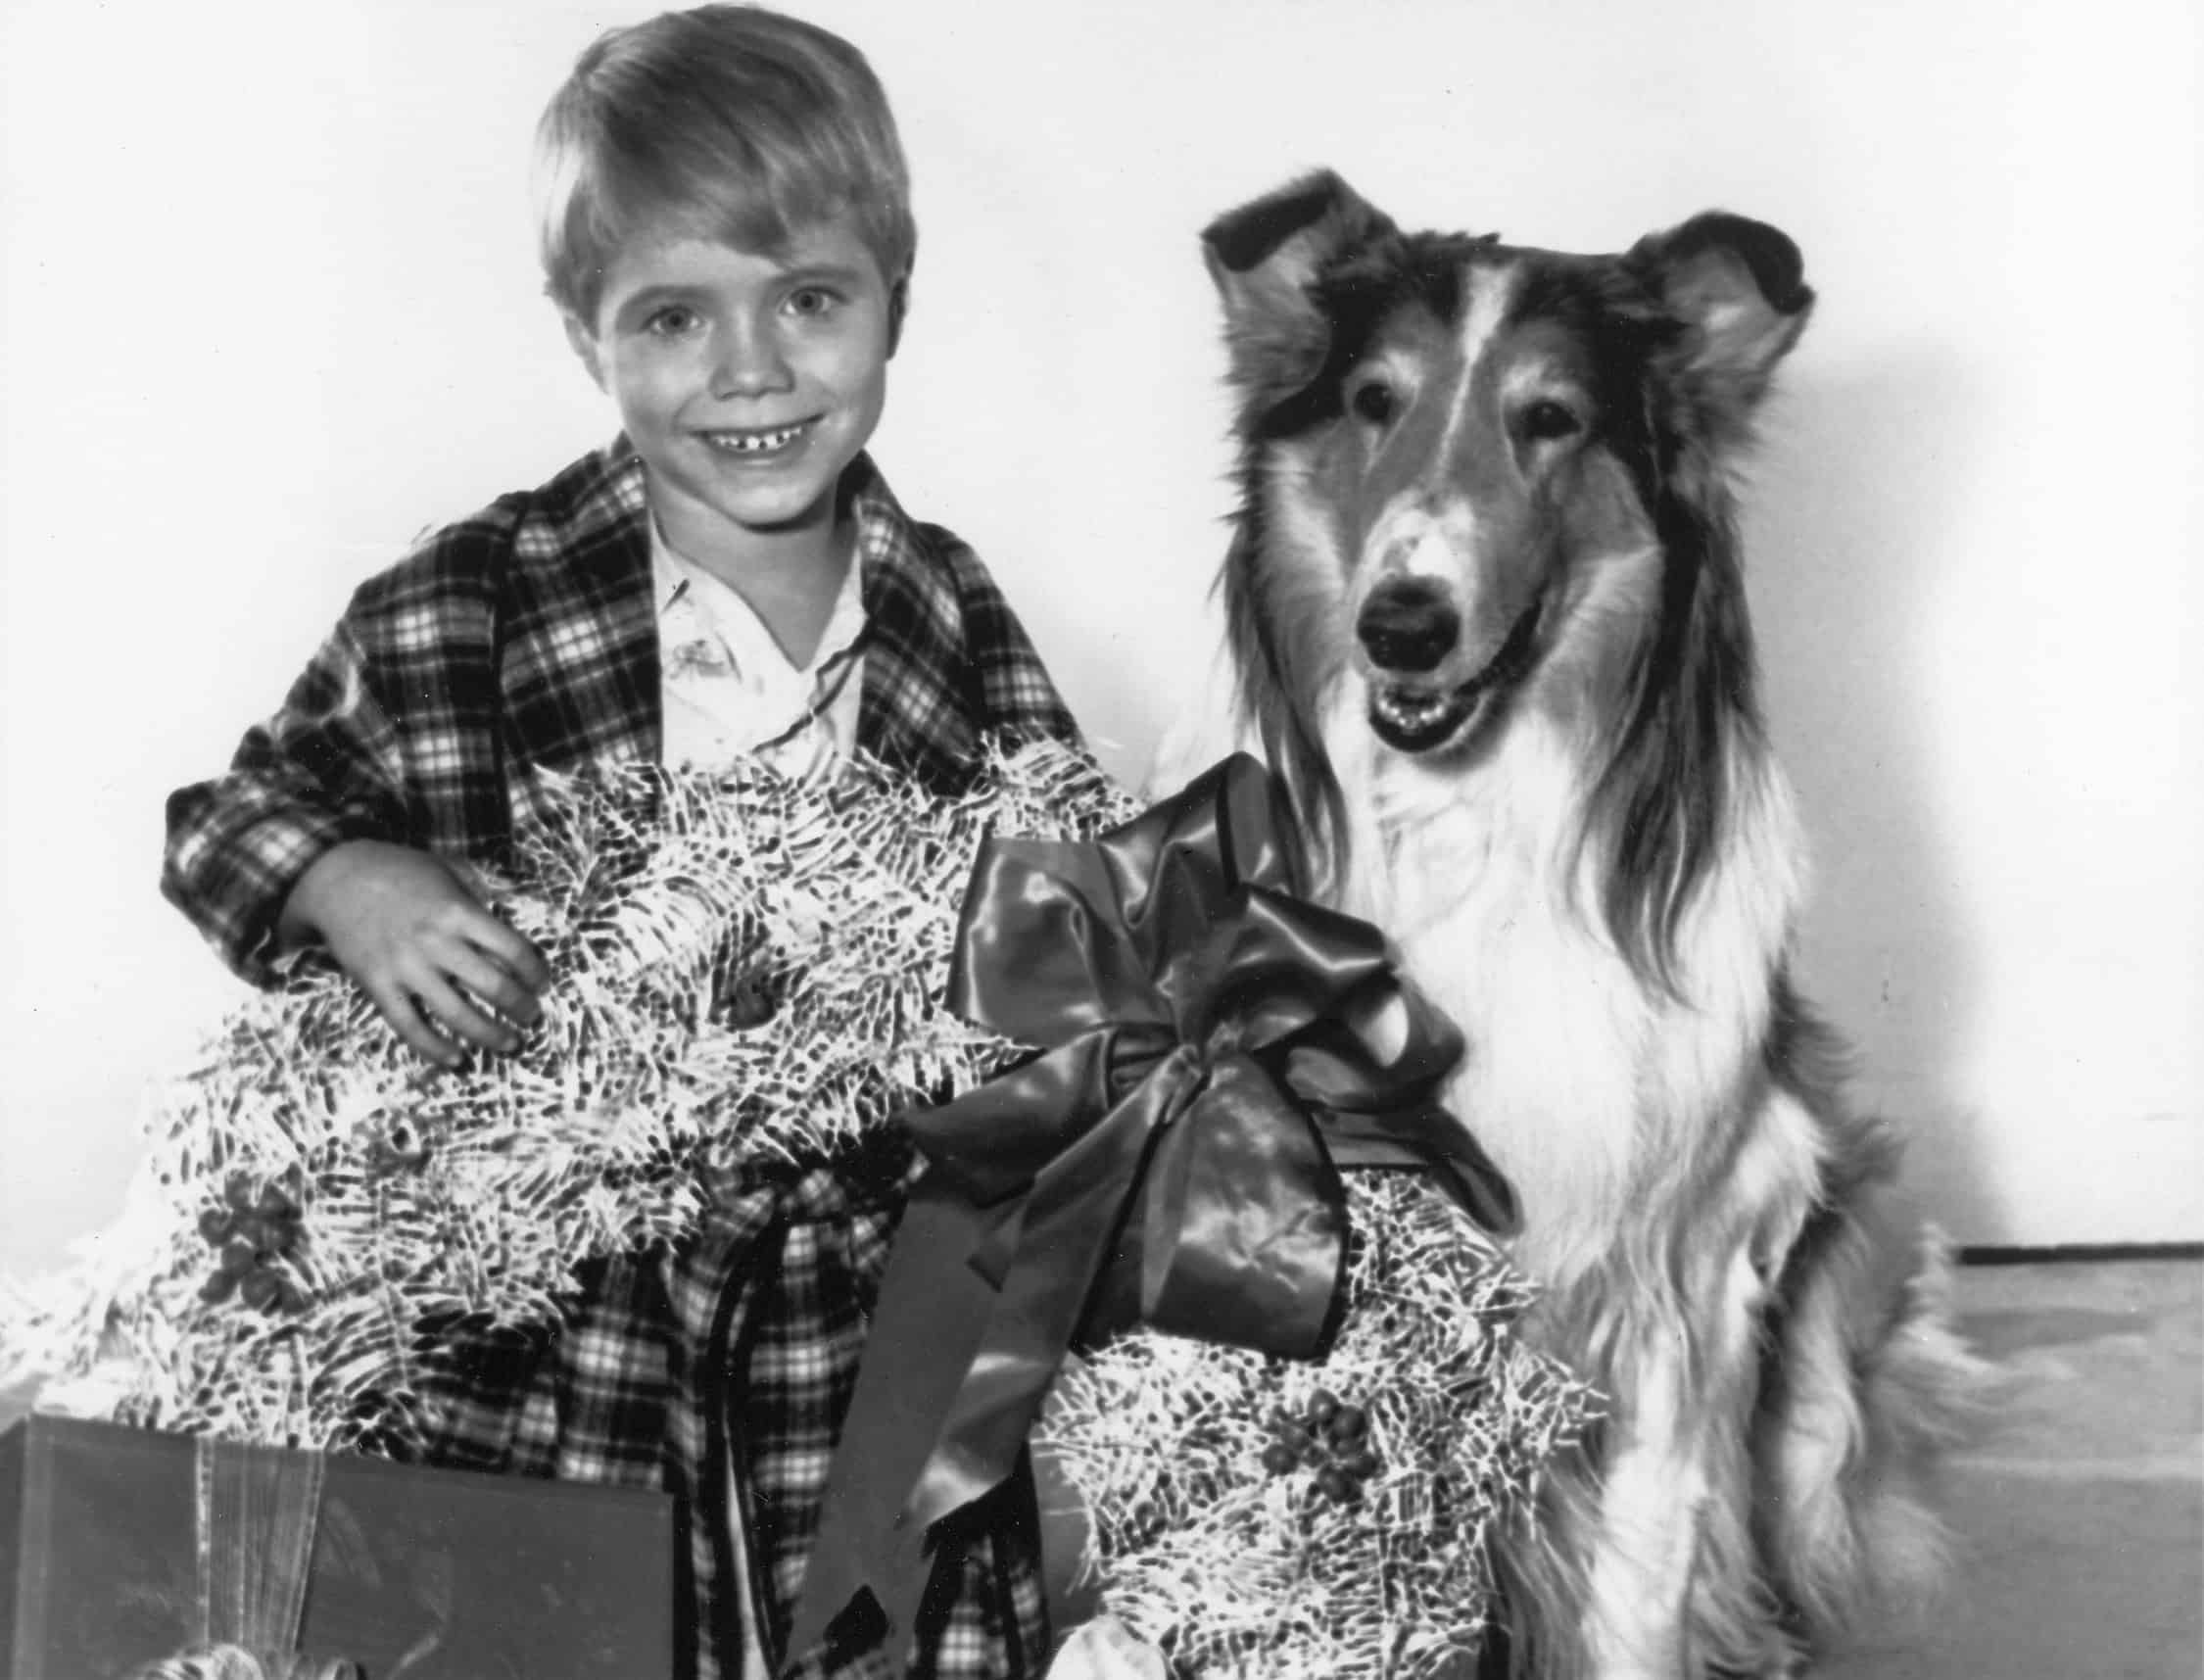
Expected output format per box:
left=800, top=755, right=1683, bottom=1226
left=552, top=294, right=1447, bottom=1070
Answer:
left=787, top=755, right=1515, bottom=1671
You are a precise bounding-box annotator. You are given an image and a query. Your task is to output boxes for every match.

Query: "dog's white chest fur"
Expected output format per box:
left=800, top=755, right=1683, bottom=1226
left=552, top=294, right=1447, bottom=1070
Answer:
left=1335, top=705, right=1807, bottom=1289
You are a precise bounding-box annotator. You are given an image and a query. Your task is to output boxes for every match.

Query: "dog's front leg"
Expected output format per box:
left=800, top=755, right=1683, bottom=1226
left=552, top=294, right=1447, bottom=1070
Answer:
left=1583, top=1327, right=1708, bottom=1680
left=1583, top=1238, right=1796, bottom=1680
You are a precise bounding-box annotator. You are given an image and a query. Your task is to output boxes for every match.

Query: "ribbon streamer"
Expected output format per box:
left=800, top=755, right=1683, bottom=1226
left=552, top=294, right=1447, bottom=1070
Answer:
left=788, top=754, right=1516, bottom=1671
left=125, top=1438, right=360, bottom=1680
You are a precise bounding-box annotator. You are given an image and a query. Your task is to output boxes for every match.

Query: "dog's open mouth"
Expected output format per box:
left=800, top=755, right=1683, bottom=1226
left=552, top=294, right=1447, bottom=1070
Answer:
left=1365, top=594, right=1544, bottom=754
left=1369, top=683, right=1479, bottom=752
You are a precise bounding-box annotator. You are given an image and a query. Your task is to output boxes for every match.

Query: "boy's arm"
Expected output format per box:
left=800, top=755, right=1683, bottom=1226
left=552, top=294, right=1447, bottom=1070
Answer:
left=163, top=613, right=414, bottom=984
left=163, top=613, right=549, bottom=1065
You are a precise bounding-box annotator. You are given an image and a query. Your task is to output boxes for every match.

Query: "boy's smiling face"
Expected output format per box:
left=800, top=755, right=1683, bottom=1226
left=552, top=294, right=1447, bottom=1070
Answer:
left=566, top=211, right=901, bottom=570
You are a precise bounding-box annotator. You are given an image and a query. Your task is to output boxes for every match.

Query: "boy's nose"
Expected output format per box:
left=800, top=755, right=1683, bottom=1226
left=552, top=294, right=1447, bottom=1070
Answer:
left=711, top=322, right=792, bottom=398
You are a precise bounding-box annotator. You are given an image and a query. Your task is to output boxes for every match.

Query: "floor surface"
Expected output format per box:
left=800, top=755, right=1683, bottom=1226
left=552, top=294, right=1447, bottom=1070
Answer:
left=1823, top=1259, right=2202, bottom=1680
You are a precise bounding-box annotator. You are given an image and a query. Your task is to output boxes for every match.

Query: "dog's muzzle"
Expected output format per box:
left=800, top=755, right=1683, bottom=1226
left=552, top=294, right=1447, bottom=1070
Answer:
left=1356, top=576, right=1536, bottom=753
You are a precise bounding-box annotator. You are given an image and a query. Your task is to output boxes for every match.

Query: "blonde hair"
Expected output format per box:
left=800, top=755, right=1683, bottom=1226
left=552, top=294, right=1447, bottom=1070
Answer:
left=535, top=5, right=916, bottom=321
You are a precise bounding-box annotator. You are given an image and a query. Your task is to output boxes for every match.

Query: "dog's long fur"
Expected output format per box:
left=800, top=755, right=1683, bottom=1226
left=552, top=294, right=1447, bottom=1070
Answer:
left=1165, top=173, right=1984, bottom=1678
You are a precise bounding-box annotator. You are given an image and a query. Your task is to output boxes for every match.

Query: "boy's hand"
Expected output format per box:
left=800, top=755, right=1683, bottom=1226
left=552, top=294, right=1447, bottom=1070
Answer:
left=280, top=840, right=551, bottom=1070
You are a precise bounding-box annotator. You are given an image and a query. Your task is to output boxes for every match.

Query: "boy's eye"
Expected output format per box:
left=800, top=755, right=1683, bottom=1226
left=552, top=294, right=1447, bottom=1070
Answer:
left=785, top=287, right=839, bottom=318
left=644, top=306, right=704, bottom=338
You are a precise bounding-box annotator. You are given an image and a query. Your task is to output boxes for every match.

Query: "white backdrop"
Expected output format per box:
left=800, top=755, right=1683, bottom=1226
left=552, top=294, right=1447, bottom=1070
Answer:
left=3, top=0, right=2198, bottom=1278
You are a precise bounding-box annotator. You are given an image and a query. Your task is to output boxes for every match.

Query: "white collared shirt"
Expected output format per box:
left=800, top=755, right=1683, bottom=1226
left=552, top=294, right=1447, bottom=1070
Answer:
left=652, top=521, right=867, bottom=779
left=652, top=522, right=865, bottom=1680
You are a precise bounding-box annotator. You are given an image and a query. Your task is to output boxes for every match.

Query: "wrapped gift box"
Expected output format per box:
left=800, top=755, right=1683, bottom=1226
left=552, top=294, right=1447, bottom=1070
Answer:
left=0, top=1415, right=673, bottom=1679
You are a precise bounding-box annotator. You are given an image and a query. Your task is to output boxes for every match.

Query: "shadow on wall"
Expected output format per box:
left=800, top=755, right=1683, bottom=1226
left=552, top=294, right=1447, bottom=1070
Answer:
left=1749, top=348, right=2002, bottom=1239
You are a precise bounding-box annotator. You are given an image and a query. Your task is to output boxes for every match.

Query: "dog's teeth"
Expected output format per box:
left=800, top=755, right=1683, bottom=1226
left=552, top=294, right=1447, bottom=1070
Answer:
left=1371, top=683, right=1473, bottom=749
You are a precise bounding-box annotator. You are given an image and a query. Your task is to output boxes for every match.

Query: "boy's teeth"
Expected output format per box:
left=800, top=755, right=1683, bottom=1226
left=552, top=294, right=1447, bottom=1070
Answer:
left=707, top=423, right=806, bottom=454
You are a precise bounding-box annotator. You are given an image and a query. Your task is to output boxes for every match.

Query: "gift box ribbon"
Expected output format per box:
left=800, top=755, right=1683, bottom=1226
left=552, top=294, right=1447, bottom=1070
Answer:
left=787, top=754, right=1516, bottom=1671
left=126, top=1438, right=361, bottom=1680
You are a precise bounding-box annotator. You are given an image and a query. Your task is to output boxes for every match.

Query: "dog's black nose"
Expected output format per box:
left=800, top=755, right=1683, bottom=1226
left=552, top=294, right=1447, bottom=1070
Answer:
left=1357, top=578, right=1461, bottom=673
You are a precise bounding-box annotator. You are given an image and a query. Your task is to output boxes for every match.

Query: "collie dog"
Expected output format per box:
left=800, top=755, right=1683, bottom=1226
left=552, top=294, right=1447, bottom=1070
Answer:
left=1160, top=172, right=1983, bottom=1678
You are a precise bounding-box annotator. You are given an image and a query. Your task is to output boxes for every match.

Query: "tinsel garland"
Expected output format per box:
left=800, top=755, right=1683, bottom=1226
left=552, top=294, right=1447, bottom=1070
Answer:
left=3, top=745, right=1127, bottom=1444
left=1034, top=1170, right=1589, bottom=1678
left=0, top=742, right=1593, bottom=1675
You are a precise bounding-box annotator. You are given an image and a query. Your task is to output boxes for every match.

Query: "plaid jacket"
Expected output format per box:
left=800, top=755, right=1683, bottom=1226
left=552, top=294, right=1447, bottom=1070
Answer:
left=164, top=441, right=1078, bottom=983
left=162, top=442, right=1078, bottom=1679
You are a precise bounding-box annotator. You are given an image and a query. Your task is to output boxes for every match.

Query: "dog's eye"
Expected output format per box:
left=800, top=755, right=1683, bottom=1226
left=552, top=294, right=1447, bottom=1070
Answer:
left=1348, top=378, right=1398, bottom=425
left=1520, top=400, right=1583, bottom=443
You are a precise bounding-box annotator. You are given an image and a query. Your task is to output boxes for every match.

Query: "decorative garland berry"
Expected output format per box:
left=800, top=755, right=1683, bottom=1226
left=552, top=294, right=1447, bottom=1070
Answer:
left=195, top=1178, right=308, bottom=1316
left=1259, top=1391, right=1384, bottom=1506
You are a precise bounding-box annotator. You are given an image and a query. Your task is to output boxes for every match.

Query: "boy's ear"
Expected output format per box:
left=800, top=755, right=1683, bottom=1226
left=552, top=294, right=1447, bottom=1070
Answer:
left=1201, top=169, right=1394, bottom=395
left=562, top=310, right=607, bottom=391
left=886, top=275, right=910, bottom=359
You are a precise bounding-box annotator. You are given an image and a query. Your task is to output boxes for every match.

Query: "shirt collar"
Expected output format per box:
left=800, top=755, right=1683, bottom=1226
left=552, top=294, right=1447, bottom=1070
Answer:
left=643, top=456, right=883, bottom=677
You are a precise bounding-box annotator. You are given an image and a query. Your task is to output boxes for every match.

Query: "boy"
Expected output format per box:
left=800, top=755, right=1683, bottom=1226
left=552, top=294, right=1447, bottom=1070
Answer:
left=162, top=9, right=1078, bottom=1678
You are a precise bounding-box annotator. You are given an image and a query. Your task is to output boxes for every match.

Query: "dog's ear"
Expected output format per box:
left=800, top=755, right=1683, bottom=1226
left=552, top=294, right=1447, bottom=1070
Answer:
left=1624, top=212, right=1813, bottom=414
left=1202, top=170, right=1394, bottom=389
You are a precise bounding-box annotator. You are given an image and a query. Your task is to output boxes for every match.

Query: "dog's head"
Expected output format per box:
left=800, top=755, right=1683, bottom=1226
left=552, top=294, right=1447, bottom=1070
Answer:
left=1206, top=171, right=1812, bottom=769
